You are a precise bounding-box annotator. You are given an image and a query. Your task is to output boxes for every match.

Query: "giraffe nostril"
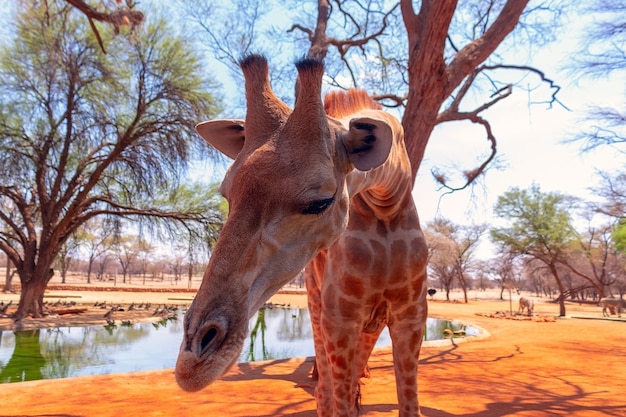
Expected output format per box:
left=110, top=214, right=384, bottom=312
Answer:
left=199, top=324, right=221, bottom=355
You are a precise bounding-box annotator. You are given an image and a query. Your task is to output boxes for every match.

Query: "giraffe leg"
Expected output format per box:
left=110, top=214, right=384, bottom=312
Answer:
left=321, top=322, right=362, bottom=417
left=305, top=270, right=334, bottom=415
left=388, top=318, right=426, bottom=417
left=389, top=323, right=424, bottom=417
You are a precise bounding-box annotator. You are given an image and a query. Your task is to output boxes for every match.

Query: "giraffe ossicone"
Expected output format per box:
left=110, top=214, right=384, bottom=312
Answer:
left=175, top=54, right=428, bottom=417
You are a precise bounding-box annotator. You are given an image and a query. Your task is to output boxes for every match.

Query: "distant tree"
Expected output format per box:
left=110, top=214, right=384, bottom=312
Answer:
left=0, top=2, right=221, bottom=319
left=424, top=225, right=455, bottom=300
left=78, top=218, right=115, bottom=284
left=112, top=235, right=140, bottom=284
left=426, top=218, right=486, bottom=303
left=491, top=185, right=579, bottom=316
left=95, top=252, right=112, bottom=282
left=481, top=252, right=524, bottom=300
left=55, top=232, right=81, bottom=284
left=135, top=238, right=154, bottom=285
left=570, top=216, right=620, bottom=298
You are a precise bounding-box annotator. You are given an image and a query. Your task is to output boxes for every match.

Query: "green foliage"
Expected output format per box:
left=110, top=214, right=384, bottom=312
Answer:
left=0, top=0, right=223, bottom=317
left=490, top=184, right=578, bottom=259
left=612, top=220, right=626, bottom=254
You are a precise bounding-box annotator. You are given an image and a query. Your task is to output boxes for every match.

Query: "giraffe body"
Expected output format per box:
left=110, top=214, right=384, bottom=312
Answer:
left=306, top=92, right=428, bottom=417
left=175, top=55, right=428, bottom=417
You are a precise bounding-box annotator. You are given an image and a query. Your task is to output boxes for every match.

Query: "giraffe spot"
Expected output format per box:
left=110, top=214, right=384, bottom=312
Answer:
left=339, top=297, right=360, bottom=319
left=332, top=356, right=348, bottom=370
left=388, top=240, right=409, bottom=284
left=336, top=334, right=348, bottom=350
left=369, top=239, right=388, bottom=276
left=344, top=237, right=372, bottom=269
left=410, top=236, right=428, bottom=264
left=384, top=288, right=409, bottom=303
left=409, top=329, right=422, bottom=348
left=339, top=274, right=365, bottom=299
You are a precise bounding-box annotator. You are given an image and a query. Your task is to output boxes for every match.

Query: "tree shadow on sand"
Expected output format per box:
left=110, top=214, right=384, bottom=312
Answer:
left=214, top=339, right=625, bottom=417
left=420, top=379, right=626, bottom=417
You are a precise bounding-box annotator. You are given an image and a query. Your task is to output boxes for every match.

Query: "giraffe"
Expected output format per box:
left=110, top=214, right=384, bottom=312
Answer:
left=175, top=54, right=428, bottom=417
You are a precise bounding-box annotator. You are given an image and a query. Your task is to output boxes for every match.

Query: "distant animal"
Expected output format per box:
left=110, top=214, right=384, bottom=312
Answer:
left=0, top=300, right=13, bottom=315
left=518, top=297, right=534, bottom=316
left=428, top=289, right=437, bottom=299
left=103, top=306, right=116, bottom=325
left=600, top=297, right=624, bottom=318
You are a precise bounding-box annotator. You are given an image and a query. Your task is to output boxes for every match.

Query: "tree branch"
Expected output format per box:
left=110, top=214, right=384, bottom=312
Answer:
left=446, top=0, right=530, bottom=92
left=65, top=0, right=144, bottom=53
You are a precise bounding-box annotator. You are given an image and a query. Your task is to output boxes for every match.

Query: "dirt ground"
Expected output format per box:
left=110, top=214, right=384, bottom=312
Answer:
left=0, top=286, right=625, bottom=417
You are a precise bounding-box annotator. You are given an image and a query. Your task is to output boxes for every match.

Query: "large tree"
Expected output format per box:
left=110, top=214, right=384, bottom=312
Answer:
left=184, top=0, right=564, bottom=187
left=491, top=184, right=579, bottom=316
left=0, top=2, right=221, bottom=319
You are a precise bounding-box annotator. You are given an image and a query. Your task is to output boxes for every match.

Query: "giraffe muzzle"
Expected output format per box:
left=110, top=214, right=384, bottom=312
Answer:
left=176, top=303, right=250, bottom=393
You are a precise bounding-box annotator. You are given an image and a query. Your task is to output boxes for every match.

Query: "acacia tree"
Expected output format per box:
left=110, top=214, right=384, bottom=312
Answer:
left=491, top=184, right=581, bottom=316
left=184, top=0, right=564, bottom=188
left=0, top=2, right=221, bottom=319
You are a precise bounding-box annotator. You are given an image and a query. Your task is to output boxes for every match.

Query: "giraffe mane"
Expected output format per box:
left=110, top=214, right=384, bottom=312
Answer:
left=323, top=89, right=382, bottom=119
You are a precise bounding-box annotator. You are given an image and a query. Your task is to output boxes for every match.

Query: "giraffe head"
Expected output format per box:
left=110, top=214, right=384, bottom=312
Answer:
left=175, top=55, right=395, bottom=392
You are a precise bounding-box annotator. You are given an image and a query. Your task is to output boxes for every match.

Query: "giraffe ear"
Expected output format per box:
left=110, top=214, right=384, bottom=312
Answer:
left=195, top=119, right=246, bottom=160
left=342, top=116, right=393, bottom=171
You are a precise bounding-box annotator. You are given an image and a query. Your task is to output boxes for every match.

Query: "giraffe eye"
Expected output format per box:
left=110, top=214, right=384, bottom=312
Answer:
left=302, top=197, right=334, bottom=215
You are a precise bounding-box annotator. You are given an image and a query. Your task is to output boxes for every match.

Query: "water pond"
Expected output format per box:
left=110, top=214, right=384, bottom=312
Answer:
left=0, top=307, right=478, bottom=384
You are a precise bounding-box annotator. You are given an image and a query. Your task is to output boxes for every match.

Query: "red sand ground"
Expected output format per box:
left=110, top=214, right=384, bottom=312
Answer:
left=0, top=289, right=625, bottom=417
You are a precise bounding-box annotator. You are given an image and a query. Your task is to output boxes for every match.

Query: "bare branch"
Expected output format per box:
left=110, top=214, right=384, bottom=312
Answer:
left=372, top=93, right=407, bottom=108
left=65, top=0, right=144, bottom=53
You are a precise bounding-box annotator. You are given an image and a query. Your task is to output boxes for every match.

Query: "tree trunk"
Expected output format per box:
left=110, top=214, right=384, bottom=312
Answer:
left=549, top=264, right=567, bottom=317
left=3, top=257, right=15, bottom=292
left=86, top=259, right=93, bottom=284
left=14, top=269, right=54, bottom=320
left=400, top=0, right=530, bottom=181
left=457, top=270, right=468, bottom=303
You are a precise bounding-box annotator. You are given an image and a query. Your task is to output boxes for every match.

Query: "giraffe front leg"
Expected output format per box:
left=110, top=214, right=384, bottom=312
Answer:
left=388, top=319, right=426, bottom=417
left=321, top=323, right=363, bottom=417
left=305, top=268, right=336, bottom=415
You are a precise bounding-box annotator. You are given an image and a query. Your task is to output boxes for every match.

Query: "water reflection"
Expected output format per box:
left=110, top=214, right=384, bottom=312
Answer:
left=244, top=307, right=314, bottom=362
left=0, top=308, right=478, bottom=384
